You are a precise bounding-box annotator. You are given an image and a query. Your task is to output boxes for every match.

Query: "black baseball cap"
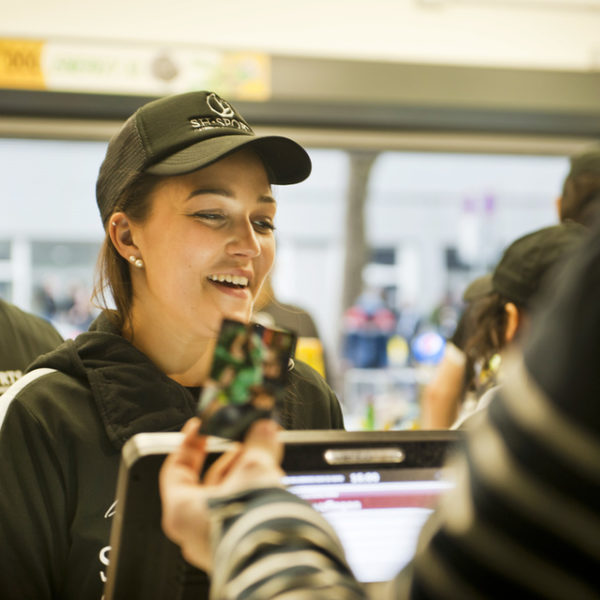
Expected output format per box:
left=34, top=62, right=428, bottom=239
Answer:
left=492, top=222, right=586, bottom=307
left=96, top=91, right=312, bottom=224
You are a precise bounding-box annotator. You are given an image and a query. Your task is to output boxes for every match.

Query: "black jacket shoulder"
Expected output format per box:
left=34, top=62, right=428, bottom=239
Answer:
left=0, top=299, right=63, bottom=393
left=282, top=359, right=344, bottom=430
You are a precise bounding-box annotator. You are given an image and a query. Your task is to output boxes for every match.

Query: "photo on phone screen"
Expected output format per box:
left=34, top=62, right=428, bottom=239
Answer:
left=197, top=319, right=297, bottom=440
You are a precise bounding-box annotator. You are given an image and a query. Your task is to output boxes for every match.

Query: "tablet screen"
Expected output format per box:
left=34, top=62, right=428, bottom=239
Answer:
left=284, top=467, right=452, bottom=582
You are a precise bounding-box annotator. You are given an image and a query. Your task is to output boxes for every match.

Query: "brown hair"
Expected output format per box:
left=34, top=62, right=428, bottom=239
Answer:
left=463, top=292, right=518, bottom=369
left=92, top=172, right=162, bottom=331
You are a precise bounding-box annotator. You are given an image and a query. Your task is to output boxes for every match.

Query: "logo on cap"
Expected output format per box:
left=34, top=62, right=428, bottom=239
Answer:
left=188, top=92, right=252, bottom=134
left=207, top=93, right=235, bottom=118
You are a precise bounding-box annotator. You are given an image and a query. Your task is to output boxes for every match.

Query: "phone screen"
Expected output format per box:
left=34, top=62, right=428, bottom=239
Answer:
left=197, top=319, right=297, bottom=440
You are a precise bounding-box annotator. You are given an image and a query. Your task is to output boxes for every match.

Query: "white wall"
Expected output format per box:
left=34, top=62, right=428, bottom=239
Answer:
left=2, top=0, right=600, bottom=71
left=0, top=139, right=106, bottom=240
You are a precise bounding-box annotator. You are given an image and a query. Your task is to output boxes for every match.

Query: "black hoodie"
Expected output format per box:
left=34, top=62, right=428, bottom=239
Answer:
left=0, top=312, right=343, bottom=600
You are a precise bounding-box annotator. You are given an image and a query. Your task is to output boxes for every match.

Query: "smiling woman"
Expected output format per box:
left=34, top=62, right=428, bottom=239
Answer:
left=110, top=150, right=278, bottom=380
left=0, top=91, right=344, bottom=600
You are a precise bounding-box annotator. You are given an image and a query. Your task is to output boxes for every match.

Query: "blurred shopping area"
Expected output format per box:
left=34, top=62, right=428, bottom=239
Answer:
left=2, top=14, right=600, bottom=428
left=0, top=137, right=569, bottom=429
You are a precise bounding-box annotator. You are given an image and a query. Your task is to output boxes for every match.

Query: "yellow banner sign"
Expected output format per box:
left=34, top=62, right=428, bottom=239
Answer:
left=0, top=38, right=270, bottom=101
left=0, top=39, right=45, bottom=89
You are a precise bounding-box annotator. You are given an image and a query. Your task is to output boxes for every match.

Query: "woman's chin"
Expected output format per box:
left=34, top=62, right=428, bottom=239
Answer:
left=219, top=308, right=252, bottom=325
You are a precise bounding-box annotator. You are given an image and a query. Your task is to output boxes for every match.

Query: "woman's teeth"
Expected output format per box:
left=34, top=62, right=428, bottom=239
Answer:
left=207, top=274, right=249, bottom=288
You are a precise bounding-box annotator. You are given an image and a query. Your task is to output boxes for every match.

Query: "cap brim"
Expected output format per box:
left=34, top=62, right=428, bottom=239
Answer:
left=145, top=134, right=311, bottom=185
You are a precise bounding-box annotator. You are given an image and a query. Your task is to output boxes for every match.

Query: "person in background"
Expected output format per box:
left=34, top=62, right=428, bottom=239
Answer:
left=342, top=287, right=397, bottom=369
left=160, top=214, right=600, bottom=600
left=0, top=90, right=343, bottom=600
left=557, top=143, right=600, bottom=227
left=420, top=274, right=491, bottom=429
left=0, top=297, right=63, bottom=397
left=253, top=273, right=331, bottom=383
left=453, top=221, right=585, bottom=428
left=422, top=145, right=599, bottom=430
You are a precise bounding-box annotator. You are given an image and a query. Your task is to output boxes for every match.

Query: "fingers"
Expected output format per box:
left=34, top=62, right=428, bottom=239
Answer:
left=176, top=417, right=207, bottom=473
left=204, top=420, right=284, bottom=496
left=244, top=419, right=284, bottom=466
left=202, top=444, right=243, bottom=486
left=160, top=417, right=207, bottom=492
left=203, top=419, right=283, bottom=485
left=182, top=416, right=202, bottom=436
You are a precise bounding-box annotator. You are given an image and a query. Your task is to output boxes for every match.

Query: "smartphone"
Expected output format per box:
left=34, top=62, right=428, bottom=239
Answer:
left=197, top=319, right=297, bottom=440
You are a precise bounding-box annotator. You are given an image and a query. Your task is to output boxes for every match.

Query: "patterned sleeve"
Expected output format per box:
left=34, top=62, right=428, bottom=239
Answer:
left=208, top=487, right=368, bottom=600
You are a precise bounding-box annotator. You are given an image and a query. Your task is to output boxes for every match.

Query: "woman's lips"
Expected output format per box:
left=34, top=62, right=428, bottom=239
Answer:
left=207, top=278, right=251, bottom=298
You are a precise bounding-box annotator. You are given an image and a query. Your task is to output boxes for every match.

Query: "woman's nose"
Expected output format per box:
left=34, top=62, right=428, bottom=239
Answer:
left=226, top=220, right=261, bottom=257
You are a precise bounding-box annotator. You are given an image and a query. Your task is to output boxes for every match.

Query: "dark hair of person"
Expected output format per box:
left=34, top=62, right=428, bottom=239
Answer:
left=463, top=292, right=519, bottom=370
left=92, top=172, right=162, bottom=331
left=561, top=173, right=600, bottom=227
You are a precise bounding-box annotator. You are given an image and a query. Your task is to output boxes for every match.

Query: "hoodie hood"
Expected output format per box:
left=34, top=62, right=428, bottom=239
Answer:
left=27, top=312, right=197, bottom=451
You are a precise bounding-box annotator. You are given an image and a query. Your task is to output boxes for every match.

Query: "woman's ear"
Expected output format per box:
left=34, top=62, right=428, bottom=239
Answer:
left=108, top=212, right=139, bottom=262
left=504, top=302, right=521, bottom=344
left=556, top=195, right=563, bottom=221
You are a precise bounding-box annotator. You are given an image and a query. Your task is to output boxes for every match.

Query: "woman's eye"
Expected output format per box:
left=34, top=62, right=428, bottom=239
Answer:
left=193, top=212, right=225, bottom=223
left=253, top=219, right=276, bottom=233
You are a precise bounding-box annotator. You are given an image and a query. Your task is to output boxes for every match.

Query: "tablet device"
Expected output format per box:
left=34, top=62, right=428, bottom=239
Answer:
left=103, top=429, right=461, bottom=599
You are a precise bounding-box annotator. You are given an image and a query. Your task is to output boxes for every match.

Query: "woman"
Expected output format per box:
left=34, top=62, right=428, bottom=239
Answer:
left=0, top=91, right=344, bottom=600
left=454, top=221, right=585, bottom=428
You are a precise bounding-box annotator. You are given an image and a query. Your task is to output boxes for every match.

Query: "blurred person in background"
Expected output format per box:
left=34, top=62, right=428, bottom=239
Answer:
left=557, top=143, right=600, bottom=227
left=0, top=90, right=343, bottom=600
left=253, top=273, right=330, bottom=384
left=454, top=221, right=585, bottom=428
left=342, top=286, right=397, bottom=369
left=0, top=298, right=63, bottom=397
left=420, top=274, right=492, bottom=429
left=422, top=144, right=600, bottom=430
left=159, top=215, right=600, bottom=598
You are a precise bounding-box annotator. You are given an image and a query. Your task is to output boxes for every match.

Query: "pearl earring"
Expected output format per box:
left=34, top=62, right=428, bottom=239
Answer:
left=111, top=221, right=117, bottom=227
left=129, top=255, right=144, bottom=268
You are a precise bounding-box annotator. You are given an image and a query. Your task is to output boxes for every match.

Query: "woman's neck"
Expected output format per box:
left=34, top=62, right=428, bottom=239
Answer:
left=122, top=313, right=217, bottom=387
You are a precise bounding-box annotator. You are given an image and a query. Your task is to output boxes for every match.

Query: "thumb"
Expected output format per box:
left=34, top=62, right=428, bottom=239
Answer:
left=243, top=419, right=284, bottom=467
left=161, top=417, right=207, bottom=487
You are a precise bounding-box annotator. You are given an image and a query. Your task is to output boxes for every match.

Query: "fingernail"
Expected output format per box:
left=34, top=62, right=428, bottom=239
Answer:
left=256, top=419, right=276, bottom=434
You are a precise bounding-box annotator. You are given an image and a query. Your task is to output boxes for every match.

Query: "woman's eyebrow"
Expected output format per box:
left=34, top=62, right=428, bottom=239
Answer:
left=186, top=187, right=230, bottom=200
left=186, top=188, right=276, bottom=204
